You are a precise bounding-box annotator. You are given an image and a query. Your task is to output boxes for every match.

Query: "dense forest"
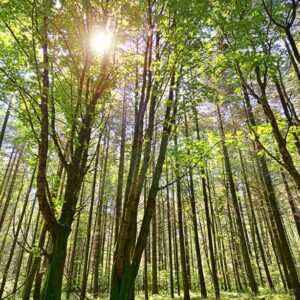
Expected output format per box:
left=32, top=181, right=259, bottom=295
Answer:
left=0, top=0, right=300, bottom=299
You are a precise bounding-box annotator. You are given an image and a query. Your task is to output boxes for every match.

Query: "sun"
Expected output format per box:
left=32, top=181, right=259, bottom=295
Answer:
left=90, top=30, right=113, bottom=55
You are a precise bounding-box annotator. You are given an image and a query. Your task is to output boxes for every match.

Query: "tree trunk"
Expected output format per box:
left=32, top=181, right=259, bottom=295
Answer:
left=285, top=41, right=300, bottom=83
left=152, top=205, right=158, bottom=294
left=23, top=224, right=47, bottom=300
left=115, top=91, right=126, bottom=245
left=0, top=166, right=34, bottom=298
left=217, top=104, right=258, bottom=294
left=41, top=227, right=70, bottom=300
left=0, top=145, right=24, bottom=231
left=93, top=135, right=110, bottom=297
left=110, top=72, right=177, bottom=299
left=0, top=100, right=11, bottom=149
left=243, top=87, right=300, bottom=296
left=80, top=135, right=101, bottom=300
left=281, top=170, right=300, bottom=236
left=166, top=166, right=174, bottom=298
left=239, top=149, right=274, bottom=290
left=174, top=136, right=190, bottom=300
left=285, top=28, right=300, bottom=65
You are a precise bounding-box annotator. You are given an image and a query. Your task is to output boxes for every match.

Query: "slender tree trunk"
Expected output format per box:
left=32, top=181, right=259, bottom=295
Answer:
left=239, top=150, right=274, bottom=290
left=110, top=72, right=177, bottom=300
left=13, top=184, right=37, bottom=294
left=172, top=187, right=181, bottom=297
left=166, top=167, right=174, bottom=298
left=23, top=224, right=47, bottom=300
left=0, top=146, right=16, bottom=201
left=217, top=104, right=258, bottom=294
left=93, top=135, right=110, bottom=298
left=285, top=41, right=300, bottom=83
left=152, top=205, right=158, bottom=294
left=0, top=145, right=24, bottom=231
left=114, top=92, right=126, bottom=245
left=143, top=185, right=149, bottom=300
left=285, top=28, right=300, bottom=64
left=0, top=100, right=11, bottom=150
left=274, top=79, right=300, bottom=157
left=174, top=136, right=190, bottom=300
left=202, top=167, right=220, bottom=298
left=80, top=135, right=101, bottom=300
left=243, top=87, right=300, bottom=296
left=0, top=167, right=33, bottom=298
left=281, top=170, right=300, bottom=236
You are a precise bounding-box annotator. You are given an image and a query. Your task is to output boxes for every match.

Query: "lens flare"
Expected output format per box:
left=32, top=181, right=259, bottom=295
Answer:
left=90, top=30, right=113, bottom=54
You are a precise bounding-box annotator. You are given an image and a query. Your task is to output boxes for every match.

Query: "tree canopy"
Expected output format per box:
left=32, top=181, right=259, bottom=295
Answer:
left=0, top=0, right=300, bottom=299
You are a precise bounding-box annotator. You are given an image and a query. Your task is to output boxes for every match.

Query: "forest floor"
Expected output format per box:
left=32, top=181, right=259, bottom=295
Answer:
left=93, top=292, right=295, bottom=300
left=53, top=291, right=295, bottom=300
left=132, top=293, right=295, bottom=300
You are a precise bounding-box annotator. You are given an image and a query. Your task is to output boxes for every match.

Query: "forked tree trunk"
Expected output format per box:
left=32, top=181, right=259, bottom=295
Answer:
left=110, top=73, right=177, bottom=300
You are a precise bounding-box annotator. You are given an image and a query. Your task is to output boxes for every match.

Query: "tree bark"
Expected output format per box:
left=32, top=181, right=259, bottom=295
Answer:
left=0, top=100, right=11, bottom=150
left=217, top=104, right=258, bottom=294
left=174, top=136, right=190, bottom=300
left=243, top=87, right=300, bottom=297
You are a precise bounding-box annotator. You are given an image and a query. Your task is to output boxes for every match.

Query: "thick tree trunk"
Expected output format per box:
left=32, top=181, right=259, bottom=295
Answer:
left=41, top=227, right=70, bottom=300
